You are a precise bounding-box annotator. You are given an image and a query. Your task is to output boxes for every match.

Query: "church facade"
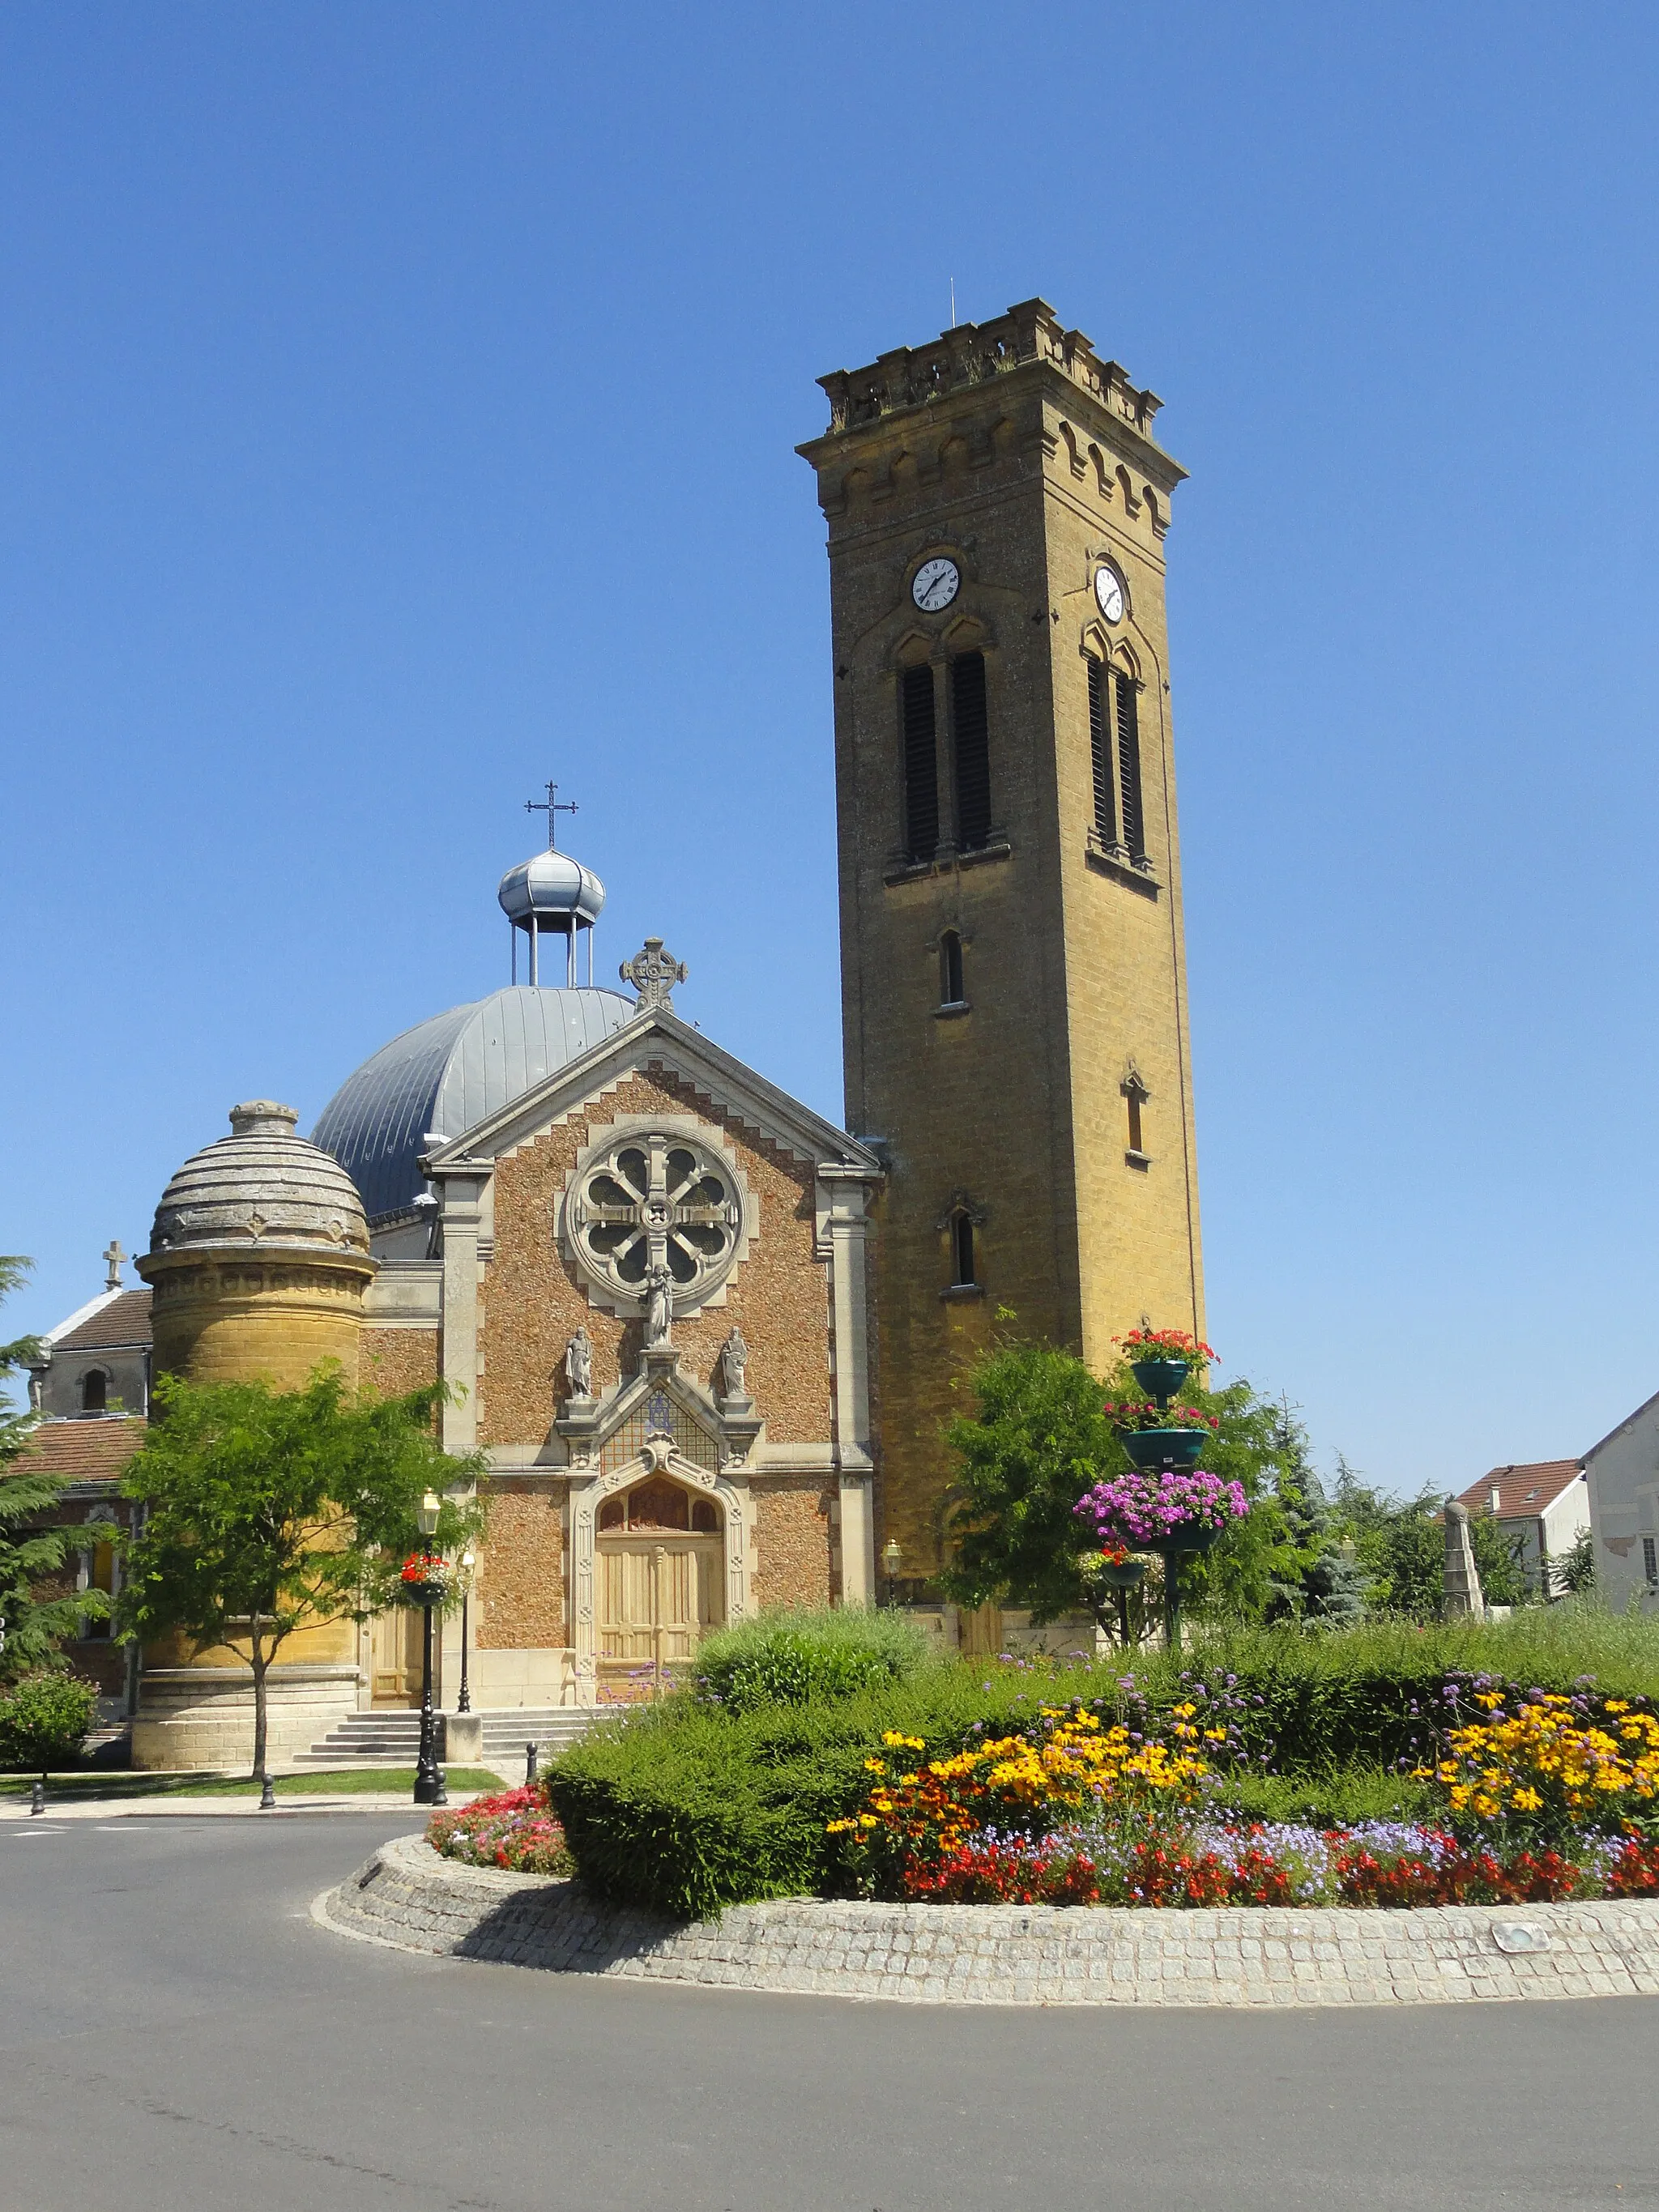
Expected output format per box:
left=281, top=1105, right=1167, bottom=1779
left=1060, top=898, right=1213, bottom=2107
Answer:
left=23, top=299, right=1207, bottom=1767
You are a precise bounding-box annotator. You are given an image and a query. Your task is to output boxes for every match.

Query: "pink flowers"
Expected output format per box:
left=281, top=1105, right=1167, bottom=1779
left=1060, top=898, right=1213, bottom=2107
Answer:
left=1102, top=1400, right=1222, bottom=1434
left=1074, top=1466, right=1248, bottom=1546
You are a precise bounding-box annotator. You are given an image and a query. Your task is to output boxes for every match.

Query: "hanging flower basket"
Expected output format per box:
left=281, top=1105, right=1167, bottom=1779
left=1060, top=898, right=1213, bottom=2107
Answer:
left=1073, top=1465, right=1248, bottom=1552
left=1116, top=1328, right=1218, bottom=1407
left=399, top=1553, right=452, bottom=1606
left=1107, top=1400, right=1219, bottom=1470
left=1078, top=1541, right=1147, bottom=1592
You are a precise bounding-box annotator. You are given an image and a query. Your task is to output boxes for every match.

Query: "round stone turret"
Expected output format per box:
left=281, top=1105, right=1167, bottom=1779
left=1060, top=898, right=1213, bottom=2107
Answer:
left=137, top=1101, right=377, bottom=1387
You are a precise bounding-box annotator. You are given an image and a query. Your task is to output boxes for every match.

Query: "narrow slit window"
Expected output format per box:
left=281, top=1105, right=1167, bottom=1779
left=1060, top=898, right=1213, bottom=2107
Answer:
left=951, top=1211, right=976, bottom=1287
left=1115, top=671, right=1145, bottom=859
left=1126, top=1088, right=1145, bottom=1155
left=940, top=930, right=964, bottom=1005
left=1087, top=658, right=1116, bottom=846
left=951, top=652, right=992, bottom=850
left=81, top=1532, right=115, bottom=1639
left=1645, top=1537, right=1657, bottom=1586
left=900, top=664, right=939, bottom=863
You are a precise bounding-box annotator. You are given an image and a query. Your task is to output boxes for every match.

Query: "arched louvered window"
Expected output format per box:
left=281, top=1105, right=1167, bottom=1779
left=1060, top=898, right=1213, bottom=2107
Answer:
left=940, top=930, right=965, bottom=1007
left=1087, top=657, right=1116, bottom=846
left=1115, top=671, right=1145, bottom=860
left=900, top=664, right=938, bottom=863
left=951, top=652, right=992, bottom=851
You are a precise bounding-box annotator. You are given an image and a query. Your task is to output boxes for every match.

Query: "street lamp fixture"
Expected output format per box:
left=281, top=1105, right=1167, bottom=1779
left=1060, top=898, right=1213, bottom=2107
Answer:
left=458, top=1549, right=476, bottom=1715
left=413, top=1490, right=446, bottom=1809
left=881, top=1537, right=903, bottom=1609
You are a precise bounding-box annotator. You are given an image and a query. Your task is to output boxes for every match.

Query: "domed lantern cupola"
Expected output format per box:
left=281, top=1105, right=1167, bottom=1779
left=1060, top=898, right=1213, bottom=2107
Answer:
left=497, top=781, right=606, bottom=987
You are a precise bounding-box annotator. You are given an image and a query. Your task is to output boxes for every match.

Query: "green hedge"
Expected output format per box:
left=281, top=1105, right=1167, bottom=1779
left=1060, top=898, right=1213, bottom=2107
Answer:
left=692, top=1603, right=930, bottom=1714
left=548, top=1664, right=1093, bottom=1919
left=1126, top=1608, right=1659, bottom=1773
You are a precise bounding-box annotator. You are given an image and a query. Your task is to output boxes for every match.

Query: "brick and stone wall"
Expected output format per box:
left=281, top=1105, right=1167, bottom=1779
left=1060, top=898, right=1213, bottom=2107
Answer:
left=360, top=1325, right=440, bottom=1400
left=480, top=1478, right=564, bottom=1650
left=479, top=1067, right=832, bottom=1450
left=750, top=1477, right=836, bottom=1609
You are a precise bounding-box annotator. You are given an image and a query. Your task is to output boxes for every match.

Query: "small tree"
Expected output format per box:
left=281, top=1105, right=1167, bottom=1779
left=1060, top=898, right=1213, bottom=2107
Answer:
left=1332, top=1462, right=1530, bottom=1617
left=1559, top=1524, right=1598, bottom=1598
left=937, top=1336, right=1310, bottom=1630
left=119, top=1367, right=484, bottom=1778
left=0, top=1256, right=111, bottom=1680
left=0, top=1670, right=98, bottom=1772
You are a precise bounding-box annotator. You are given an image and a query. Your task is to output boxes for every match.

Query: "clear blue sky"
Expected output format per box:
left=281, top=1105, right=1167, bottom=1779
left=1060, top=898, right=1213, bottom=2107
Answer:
left=5, top=3, right=1657, bottom=1494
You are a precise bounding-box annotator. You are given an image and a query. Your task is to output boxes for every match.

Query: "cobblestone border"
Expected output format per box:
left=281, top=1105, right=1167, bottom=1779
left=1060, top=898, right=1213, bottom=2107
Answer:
left=316, top=1833, right=1659, bottom=2007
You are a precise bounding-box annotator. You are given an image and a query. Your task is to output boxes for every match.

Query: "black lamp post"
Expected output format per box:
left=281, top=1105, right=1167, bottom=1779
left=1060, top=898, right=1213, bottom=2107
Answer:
left=413, top=1490, right=447, bottom=1808
left=457, top=1549, right=474, bottom=1714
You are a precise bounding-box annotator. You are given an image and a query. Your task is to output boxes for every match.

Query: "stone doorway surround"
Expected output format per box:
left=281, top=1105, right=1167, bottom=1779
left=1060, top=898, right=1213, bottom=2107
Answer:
left=560, top=1345, right=753, bottom=1703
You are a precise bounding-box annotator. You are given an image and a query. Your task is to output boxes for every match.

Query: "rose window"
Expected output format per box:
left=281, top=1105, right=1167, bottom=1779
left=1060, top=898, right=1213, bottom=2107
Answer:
left=565, top=1129, right=745, bottom=1313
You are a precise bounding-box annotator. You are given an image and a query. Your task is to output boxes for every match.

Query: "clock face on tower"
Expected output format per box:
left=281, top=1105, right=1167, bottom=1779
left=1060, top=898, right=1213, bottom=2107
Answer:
left=1094, top=565, right=1127, bottom=624
left=911, top=557, right=961, bottom=612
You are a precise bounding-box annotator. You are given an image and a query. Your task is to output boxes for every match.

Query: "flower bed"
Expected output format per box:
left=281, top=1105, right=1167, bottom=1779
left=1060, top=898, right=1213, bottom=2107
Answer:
left=427, top=1785, right=574, bottom=1875
left=822, top=1689, right=1659, bottom=1911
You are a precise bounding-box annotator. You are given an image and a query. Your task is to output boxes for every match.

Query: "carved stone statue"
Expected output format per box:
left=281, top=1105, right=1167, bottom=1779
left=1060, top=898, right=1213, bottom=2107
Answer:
left=564, top=1324, right=593, bottom=1400
left=718, top=1325, right=749, bottom=1402
left=643, top=1264, right=674, bottom=1347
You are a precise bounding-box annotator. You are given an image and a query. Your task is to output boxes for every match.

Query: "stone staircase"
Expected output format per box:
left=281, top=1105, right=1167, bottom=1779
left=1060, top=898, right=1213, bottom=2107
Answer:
left=293, top=1707, right=603, bottom=1776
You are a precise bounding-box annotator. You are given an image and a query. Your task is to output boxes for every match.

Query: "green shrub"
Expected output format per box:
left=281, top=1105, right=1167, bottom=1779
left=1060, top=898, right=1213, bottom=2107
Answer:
left=549, top=1660, right=1100, bottom=1917
left=0, top=1670, right=97, bottom=1771
left=692, top=1604, right=930, bottom=1715
left=1121, top=1605, right=1659, bottom=1772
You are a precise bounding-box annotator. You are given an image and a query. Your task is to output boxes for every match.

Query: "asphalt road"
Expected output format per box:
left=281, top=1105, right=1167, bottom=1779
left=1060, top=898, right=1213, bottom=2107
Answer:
left=1, top=1816, right=1653, bottom=2212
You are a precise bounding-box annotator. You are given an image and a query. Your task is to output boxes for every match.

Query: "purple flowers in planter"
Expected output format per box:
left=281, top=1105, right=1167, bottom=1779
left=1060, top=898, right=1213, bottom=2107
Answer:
left=1074, top=1466, right=1248, bottom=1546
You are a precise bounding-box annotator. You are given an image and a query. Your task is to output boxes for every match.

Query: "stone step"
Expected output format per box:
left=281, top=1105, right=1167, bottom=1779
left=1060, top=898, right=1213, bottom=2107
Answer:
left=293, top=1706, right=605, bottom=1771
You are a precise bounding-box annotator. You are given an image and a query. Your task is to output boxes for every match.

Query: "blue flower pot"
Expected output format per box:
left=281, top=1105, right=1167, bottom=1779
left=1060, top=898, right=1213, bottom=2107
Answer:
left=1130, top=1356, right=1192, bottom=1404
left=1094, top=1558, right=1147, bottom=1590
left=1120, top=1428, right=1207, bottom=1468
left=1162, top=1522, right=1225, bottom=1555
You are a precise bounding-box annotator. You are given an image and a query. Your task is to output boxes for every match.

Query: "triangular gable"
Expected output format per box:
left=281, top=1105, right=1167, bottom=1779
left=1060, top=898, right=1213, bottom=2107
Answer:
left=1584, top=1384, right=1659, bottom=1467
left=417, top=1006, right=882, bottom=1182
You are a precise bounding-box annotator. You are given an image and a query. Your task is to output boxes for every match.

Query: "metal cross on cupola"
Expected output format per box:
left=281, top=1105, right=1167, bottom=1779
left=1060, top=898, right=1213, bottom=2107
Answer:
left=525, top=780, right=578, bottom=851
left=620, top=937, right=689, bottom=1014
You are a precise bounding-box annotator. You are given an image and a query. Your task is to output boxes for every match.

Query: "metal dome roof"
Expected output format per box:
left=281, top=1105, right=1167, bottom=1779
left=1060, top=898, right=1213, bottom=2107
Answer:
left=497, top=849, right=605, bottom=927
left=312, top=986, right=637, bottom=1224
left=147, top=1102, right=373, bottom=1259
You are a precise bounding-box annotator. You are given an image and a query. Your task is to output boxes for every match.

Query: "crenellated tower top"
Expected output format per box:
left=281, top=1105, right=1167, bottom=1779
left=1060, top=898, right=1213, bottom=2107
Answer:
left=808, top=297, right=1170, bottom=450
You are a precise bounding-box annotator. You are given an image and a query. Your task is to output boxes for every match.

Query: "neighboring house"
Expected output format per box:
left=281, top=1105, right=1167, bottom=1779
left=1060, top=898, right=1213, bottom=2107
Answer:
left=1451, top=1460, right=1589, bottom=1600
left=1584, top=1394, right=1659, bottom=1615
left=15, top=1266, right=151, bottom=1720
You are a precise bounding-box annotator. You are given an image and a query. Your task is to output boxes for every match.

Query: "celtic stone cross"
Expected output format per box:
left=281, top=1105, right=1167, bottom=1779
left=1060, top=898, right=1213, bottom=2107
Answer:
left=620, top=937, right=689, bottom=1013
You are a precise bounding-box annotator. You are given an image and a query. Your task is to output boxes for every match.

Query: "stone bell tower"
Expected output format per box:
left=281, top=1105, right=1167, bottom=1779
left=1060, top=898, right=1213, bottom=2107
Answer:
left=797, top=299, right=1205, bottom=1575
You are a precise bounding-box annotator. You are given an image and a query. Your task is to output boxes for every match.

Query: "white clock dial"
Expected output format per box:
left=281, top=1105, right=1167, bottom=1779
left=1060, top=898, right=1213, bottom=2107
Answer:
left=1094, top=565, right=1126, bottom=623
left=911, top=556, right=961, bottom=612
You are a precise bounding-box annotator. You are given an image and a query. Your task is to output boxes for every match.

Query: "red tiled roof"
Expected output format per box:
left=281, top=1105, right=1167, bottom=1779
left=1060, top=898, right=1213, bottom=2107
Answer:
left=13, top=1417, right=147, bottom=1485
left=1455, top=1460, right=1584, bottom=1519
left=53, top=1289, right=152, bottom=1353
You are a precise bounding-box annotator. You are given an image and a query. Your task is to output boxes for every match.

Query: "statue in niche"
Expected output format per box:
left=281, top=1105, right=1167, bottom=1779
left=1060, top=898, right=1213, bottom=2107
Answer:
left=718, top=1325, right=749, bottom=1401
left=643, top=1264, right=674, bottom=1347
left=564, top=1324, right=593, bottom=1400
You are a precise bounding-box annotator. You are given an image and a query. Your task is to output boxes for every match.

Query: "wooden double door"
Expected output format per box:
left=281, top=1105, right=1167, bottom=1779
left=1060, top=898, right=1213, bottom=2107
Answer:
left=597, top=1534, right=723, bottom=1693
left=369, top=1605, right=423, bottom=1707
